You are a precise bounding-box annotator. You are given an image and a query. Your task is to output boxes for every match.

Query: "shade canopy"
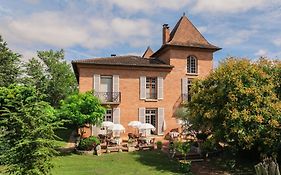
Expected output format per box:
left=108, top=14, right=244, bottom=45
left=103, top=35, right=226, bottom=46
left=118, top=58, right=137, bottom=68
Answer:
left=108, top=124, right=125, bottom=132
left=138, top=123, right=156, bottom=131
left=101, top=121, right=114, bottom=127
left=128, top=121, right=142, bottom=128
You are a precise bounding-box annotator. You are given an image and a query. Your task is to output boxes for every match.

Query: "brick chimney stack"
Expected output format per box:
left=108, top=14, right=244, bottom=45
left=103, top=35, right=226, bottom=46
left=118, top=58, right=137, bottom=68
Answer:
left=162, top=24, right=170, bottom=45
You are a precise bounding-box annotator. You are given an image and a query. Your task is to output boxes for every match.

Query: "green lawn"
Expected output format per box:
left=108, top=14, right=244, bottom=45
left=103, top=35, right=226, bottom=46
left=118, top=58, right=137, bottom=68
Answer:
left=52, top=151, right=182, bottom=175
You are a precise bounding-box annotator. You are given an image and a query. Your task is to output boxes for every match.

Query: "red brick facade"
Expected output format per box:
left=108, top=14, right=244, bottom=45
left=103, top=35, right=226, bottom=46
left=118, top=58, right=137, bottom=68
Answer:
left=72, top=15, right=221, bottom=138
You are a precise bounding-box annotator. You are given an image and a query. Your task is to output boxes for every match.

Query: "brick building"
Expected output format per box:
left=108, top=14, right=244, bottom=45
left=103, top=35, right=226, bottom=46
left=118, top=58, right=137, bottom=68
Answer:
left=72, top=15, right=221, bottom=137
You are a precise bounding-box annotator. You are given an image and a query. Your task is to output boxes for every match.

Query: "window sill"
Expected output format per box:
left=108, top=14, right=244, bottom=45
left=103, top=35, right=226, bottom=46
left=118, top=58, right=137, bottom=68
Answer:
left=145, top=99, right=158, bottom=102
left=186, top=73, right=198, bottom=76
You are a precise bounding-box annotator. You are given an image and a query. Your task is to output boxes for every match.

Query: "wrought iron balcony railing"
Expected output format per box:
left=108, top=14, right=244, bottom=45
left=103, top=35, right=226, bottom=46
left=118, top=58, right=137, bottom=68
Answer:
left=94, top=92, right=121, bottom=104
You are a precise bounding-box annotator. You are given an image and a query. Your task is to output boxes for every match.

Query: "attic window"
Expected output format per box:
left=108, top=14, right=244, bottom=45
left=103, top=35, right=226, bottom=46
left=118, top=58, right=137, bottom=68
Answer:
left=187, top=56, right=197, bottom=74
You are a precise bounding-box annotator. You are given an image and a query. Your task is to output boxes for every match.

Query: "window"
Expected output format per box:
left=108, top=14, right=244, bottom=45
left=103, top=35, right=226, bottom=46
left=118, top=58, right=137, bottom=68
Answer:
left=187, top=79, right=193, bottom=101
left=100, top=76, right=113, bottom=102
left=146, top=77, right=157, bottom=99
left=100, top=76, right=113, bottom=93
left=145, top=109, right=157, bottom=134
left=187, top=56, right=197, bottom=74
left=104, top=109, right=113, bottom=122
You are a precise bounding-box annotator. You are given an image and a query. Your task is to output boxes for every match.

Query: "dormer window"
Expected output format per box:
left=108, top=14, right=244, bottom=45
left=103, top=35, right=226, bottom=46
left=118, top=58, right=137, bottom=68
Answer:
left=187, top=56, right=198, bottom=74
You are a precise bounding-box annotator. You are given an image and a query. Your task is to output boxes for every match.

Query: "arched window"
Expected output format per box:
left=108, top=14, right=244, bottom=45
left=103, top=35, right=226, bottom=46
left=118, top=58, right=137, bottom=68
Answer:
left=187, top=56, right=197, bottom=74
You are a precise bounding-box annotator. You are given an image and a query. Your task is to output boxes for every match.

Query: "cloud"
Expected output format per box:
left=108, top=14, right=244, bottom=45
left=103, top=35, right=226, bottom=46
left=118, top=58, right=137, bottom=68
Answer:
left=197, top=26, right=207, bottom=34
left=223, top=30, right=256, bottom=46
left=88, top=0, right=192, bottom=14
left=273, top=38, right=281, bottom=46
left=1, top=12, right=89, bottom=48
left=192, top=0, right=280, bottom=14
left=255, top=49, right=268, bottom=57
left=0, top=10, right=154, bottom=52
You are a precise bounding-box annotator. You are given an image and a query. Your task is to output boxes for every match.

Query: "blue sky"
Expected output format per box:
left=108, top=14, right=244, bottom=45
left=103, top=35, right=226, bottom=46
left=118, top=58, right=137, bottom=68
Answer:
left=0, top=0, right=281, bottom=65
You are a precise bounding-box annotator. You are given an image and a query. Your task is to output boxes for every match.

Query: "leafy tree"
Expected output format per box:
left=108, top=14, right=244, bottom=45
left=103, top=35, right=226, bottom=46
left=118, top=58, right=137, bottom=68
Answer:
left=0, top=35, right=21, bottom=87
left=185, top=58, right=281, bottom=154
left=0, top=85, right=62, bottom=175
left=24, top=50, right=77, bottom=107
left=58, top=91, right=106, bottom=136
left=23, top=57, right=47, bottom=96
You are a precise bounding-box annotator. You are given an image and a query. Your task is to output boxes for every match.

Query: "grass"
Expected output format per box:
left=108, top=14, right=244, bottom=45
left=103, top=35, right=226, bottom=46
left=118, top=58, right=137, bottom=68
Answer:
left=52, top=151, right=182, bottom=175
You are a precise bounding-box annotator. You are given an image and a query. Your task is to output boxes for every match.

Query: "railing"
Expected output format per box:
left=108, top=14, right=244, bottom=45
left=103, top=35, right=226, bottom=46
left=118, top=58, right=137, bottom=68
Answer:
left=94, top=92, right=121, bottom=104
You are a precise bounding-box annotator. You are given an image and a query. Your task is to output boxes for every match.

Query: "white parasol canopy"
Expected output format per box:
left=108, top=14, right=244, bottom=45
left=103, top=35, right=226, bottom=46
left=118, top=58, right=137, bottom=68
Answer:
left=101, top=121, right=114, bottom=127
left=108, top=124, right=125, bottom=132
left=138, top=123, right=156, bottom=131
left=128, top=121, right=142, bottom=128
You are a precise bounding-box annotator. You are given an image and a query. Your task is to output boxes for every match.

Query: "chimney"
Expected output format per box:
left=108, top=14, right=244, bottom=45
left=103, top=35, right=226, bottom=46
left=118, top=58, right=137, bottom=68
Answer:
left=162, top=24, right=170, bottom=45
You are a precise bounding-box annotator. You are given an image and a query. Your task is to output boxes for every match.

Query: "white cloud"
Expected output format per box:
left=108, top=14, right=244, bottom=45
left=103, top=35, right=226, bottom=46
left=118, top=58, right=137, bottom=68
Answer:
left=0, top=11, right=154, bottom=51
left=197, top=26, right=207, bottom=34
left=223, top=30, right=255, bottom=46
left=1, top=12, right=89, bottom=48
left=255, top=49, right=268, bottom=57
left=192, top=0, right=280, bottom=14
left=273, top=38, right=281, bottom=46
left=88, top=0, right=192, bottom=14
left=24, top=0, right=40, bottom=4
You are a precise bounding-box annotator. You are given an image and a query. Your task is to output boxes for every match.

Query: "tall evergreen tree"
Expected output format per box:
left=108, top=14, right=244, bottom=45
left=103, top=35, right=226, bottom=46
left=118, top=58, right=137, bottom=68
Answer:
left=0, top=35, right=21, bottom=87
left=0, top=85, right=62, bottom=175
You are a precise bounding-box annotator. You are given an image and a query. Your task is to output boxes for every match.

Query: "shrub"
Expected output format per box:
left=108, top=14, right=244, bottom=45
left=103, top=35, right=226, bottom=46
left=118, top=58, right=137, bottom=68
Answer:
left=77, top=136, right=100, bottom=151
left=156, top=141, right=163, bottom=150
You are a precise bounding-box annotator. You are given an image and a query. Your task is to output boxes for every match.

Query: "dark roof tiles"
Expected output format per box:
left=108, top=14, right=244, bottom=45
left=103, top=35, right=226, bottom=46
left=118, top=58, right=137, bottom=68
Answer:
left=72, top=55, right=172, bottom=68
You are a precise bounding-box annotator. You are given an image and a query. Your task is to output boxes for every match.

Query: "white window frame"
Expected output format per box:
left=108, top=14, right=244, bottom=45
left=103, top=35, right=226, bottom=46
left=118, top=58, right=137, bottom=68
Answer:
left=145, top=77, right=157, bottom=99
left=104, top=108, right=113, bottom=122
left=187, top=56, right=198, bottom=74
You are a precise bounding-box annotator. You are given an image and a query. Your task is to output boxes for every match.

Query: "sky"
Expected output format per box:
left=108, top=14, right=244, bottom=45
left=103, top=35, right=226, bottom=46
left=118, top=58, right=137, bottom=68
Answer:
left=0, top=0, right=281, bottom=65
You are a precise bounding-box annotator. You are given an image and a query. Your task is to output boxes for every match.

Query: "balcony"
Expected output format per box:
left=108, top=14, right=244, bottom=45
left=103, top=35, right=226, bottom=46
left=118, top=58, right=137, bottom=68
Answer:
left=94, top=92, right=121, bottom=104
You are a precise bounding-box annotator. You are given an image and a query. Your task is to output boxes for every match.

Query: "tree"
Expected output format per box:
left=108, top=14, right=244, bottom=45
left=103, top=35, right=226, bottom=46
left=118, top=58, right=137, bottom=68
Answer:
left=58, top=91, right=106, bottom=136
left=184, top=58, right=281, bottom=154
left=24, top=50, right=77, bottom=107
left=0, top=85, right=62, bottom=175
left=22, top=57, right=48, bottom=97
left=0, top=35, right=21, bottom=87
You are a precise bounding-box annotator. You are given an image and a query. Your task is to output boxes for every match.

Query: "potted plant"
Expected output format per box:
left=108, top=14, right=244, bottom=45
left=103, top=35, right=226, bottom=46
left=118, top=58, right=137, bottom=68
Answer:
left=127, top=138, right=136, bottom=152
left=175, top=141, right=192, bottom=174
left=156, top=141, right=163, bottom=150
left=76, top=136, right=100, bottom=155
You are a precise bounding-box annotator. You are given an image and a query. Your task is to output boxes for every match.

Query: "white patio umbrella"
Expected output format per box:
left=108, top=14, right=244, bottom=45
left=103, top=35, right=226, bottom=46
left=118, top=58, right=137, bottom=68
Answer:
left=138, top=123, right=156, bottom=137
left=101, top=121, right=114, bottom=127
left=138, top=123, right=156, bottom=130
left=108, top=124, right=125, bottom=132
left=128, top=121, right=142, bottom=128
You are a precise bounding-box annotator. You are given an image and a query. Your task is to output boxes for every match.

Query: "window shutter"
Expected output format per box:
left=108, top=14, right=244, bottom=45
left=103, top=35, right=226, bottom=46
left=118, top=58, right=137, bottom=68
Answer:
left=113, top=75, right=119, bottom=92
left=157, top=77, right=163, bottom=100
left=93, top=74, right=100, bottom=92
left=182, top=78, right=188, bottom=102
left=138, top=107, right=145, bottom=123
left=113, top=108, right=120, bottom=124
left=140, top=76, right=146, bottom=99
left=157, top=108, right=165, bottom=135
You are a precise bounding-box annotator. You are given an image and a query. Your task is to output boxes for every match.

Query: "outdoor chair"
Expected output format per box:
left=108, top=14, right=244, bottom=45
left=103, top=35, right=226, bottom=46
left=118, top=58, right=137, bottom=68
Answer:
left=98, top=134, right=106, bottom=143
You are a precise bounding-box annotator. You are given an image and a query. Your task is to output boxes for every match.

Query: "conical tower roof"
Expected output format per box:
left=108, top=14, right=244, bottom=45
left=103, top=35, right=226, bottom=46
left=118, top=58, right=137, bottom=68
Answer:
left=167, top=15, right=220, bottom=50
